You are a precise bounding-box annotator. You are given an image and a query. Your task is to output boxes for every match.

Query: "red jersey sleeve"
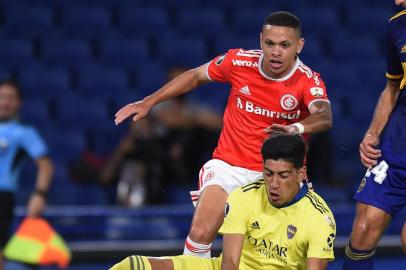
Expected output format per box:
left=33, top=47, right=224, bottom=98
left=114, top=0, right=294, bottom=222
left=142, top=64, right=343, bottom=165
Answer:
left=206, top=49, right=238, bottom=83
left=302, top=72, right=330, bottom=109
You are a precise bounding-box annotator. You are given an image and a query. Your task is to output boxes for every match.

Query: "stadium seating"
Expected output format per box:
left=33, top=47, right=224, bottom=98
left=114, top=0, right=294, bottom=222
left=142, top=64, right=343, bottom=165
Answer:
left=0, top=39, right=34, bottom=69
left=2, top=7, right=54, bottom=38
left=118, top=7, right=169, bottom=38
left=19, top=67, right=71, bottom=100
left=41, top=39, right=93, bottom=68
left=98, top=38, right=150, bottom=68
left=176, top=8, right=226, bottom=37
left=61, top=7, right=112, bottom=39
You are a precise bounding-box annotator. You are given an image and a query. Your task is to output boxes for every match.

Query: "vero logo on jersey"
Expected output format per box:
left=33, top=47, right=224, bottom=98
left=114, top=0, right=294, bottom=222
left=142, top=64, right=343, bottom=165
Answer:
left=232, top=60, right=258, bottom=67
left=239, top=85, right=251, bottom=95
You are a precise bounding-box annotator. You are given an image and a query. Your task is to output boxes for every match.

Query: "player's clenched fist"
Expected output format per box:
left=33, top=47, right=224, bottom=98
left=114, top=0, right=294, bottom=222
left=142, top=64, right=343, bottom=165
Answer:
left=359, top=134, right=381, bottom=169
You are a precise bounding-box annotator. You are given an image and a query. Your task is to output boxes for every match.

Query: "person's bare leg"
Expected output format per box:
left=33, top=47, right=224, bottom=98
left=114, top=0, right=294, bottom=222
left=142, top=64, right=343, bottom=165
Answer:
left=343, top=203, right=391, bottom=270
left=184, top=185, right=228, bottom=258
left=350, top=203, right=391, bottom=249
left=401, top=222, right=406, bottom=254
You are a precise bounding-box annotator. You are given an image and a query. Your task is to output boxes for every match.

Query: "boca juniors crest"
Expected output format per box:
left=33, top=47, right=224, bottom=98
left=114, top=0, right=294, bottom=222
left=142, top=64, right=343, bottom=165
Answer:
left=287, top=225, right=297, bottom=239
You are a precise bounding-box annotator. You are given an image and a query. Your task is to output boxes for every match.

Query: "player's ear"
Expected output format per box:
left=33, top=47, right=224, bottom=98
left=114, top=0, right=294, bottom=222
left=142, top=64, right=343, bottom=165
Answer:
left=298, top=166, right=307, bottom=182
left=296, top=38, right=305, bottom=55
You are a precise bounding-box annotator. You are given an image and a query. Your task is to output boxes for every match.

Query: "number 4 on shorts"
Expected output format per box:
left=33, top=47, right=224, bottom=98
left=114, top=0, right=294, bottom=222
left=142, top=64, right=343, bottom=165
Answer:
left=365, top=160, right=389, bottom=184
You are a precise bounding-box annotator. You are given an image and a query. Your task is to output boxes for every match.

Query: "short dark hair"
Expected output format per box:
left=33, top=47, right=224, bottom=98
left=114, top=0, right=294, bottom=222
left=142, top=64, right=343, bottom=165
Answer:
left=0, top=79, right=22, bottom=99
left=261, top=133, right=306, bottom=169
left=263, top=11, right=301, bottom=36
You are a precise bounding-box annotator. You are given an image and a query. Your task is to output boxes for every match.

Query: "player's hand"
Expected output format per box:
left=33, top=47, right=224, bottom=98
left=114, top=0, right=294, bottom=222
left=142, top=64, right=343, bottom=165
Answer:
left=115, top=100, right=151, bottom=125
left=27, top=193, right=46, bottom=217
left=359, top=134, right=381, bottom=169
left=264, top=124, right=299, bottom=134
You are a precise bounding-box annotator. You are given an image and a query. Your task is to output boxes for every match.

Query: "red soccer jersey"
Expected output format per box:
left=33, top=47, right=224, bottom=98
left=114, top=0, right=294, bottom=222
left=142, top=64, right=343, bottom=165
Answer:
left=207, top=48, right=329, bottom=171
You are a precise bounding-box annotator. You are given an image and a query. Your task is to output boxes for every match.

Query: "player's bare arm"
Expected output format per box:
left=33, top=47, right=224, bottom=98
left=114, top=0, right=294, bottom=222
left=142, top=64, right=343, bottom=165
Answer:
left=306, top=258, right=329, bottom=270
left=266, top=100, right=332, bottom=135
left=115, top=63, right=211, bottom=125
left=27, top=157, right=53, bottom=217
left=221, top=234, right=244, bottom=270
left=360, top=79, right=401, bottom=168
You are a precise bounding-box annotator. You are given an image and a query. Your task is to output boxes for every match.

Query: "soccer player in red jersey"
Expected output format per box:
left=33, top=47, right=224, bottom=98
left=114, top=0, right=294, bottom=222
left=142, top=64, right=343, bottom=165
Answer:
left=115, top=11, right=332, bottom=258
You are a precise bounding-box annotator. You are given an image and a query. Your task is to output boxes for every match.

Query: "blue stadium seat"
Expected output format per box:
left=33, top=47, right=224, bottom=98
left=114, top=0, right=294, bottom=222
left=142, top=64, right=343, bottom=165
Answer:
left=61, top=7, right=112, bottom=38
left=19, top=68, right=71, bottom=99
left=89, top=125, right=127, bottom=155
left=49, top=183, right=108, bottom=205
left=0, top=39, right=34, bottom=69
left=293, top=8, right=340, bottom=35
left=19, top=98, right=51, bottom=127
left=330, top=35, right=379, bottom=62
left=56, top=95, right=110, bottom=132
left=45, top=129, right=87, bottom=163
left=77, top=66, right=128, bottom=96
left=354, top=60, right=386, bottom=93
left=109, top=88, right=142, bottom=112
left=118, top=7, right=169, bottom=37
left=231, top=8, right=270, bottom=34
left=346, top=8, right=392, bottom=38
left=157, top=37, right=207, bottom=67
left=212, top=32, right=259, bottom=55
left=134, top=62, right=167, bottom=95
left=3, top=7, right=54, bottom=38
left=297, top=36, right=324, bottom=66
left=41, top=39, right=92, bottom=68
left=176, top=8, right=226, bottom=37
left=98, top=39, right=149, bottom=68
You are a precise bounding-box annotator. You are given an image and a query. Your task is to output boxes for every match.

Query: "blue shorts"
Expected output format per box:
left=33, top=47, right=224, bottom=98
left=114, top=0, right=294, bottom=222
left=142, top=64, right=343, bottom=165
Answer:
left=354, top=158, right=406, bottom=217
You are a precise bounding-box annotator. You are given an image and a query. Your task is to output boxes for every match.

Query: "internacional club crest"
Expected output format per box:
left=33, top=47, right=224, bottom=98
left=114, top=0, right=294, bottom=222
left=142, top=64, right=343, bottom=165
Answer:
left=287, top=225, right=297, bottom=239
left=280, top=94, right=298, bottom=111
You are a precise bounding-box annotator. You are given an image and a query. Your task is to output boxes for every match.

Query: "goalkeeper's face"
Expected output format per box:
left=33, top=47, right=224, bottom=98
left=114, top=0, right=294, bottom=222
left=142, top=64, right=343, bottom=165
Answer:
left=263, top=158, right=306, bottom=207
left=260, top=25, right=304, bottom=79
left=0, top=85, right=21, bottom=121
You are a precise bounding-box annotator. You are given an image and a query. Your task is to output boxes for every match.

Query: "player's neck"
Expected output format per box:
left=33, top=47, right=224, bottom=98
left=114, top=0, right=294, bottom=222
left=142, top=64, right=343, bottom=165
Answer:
left=259, top=55, right=299, bottom=81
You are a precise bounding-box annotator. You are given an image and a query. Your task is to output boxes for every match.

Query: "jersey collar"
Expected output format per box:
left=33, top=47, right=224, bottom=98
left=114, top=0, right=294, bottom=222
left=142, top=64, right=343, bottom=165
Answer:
left=274, top=184, right=309, bottom=209
left=258, top=54, right=300, bottom=82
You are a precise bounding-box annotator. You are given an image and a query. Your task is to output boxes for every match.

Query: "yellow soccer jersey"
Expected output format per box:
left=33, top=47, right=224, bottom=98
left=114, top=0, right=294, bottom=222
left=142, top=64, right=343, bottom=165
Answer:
left=219, top=180, right=336, bottom=270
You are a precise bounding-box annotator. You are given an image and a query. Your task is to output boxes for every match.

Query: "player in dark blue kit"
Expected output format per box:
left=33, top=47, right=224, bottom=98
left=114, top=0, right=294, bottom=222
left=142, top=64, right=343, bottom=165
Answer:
left=0, top=80, right=53, bottom=270
left=343, top=1, right=406, bottom=269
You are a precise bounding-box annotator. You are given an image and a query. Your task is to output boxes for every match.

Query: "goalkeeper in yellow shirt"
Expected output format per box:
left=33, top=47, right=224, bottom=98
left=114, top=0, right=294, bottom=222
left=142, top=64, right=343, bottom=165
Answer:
left=110, top=133, right=336, bottom=270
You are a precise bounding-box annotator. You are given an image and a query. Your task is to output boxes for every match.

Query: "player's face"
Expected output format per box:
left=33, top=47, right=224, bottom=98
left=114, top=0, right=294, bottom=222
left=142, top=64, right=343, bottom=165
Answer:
left=395, top=0, right=406, bottom=7
left=263, top=159, right=306, bottom=207
left=260, top=25, right=304, bottom=79
left=0, top=85, right=21, bottom=121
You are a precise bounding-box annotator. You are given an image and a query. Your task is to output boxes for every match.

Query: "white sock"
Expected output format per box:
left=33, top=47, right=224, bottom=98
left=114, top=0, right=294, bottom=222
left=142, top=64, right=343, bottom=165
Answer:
left=183, top=236, right=212, bottom=258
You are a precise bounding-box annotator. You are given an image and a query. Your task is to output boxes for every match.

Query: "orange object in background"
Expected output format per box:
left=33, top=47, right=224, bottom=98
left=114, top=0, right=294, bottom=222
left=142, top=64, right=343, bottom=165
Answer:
left=4, top=217, right=71, bottom=268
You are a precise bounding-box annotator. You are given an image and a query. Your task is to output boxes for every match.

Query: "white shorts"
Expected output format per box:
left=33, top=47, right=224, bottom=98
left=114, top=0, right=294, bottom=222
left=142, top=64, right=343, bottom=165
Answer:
left=190, top=159, right=263, bottom=206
